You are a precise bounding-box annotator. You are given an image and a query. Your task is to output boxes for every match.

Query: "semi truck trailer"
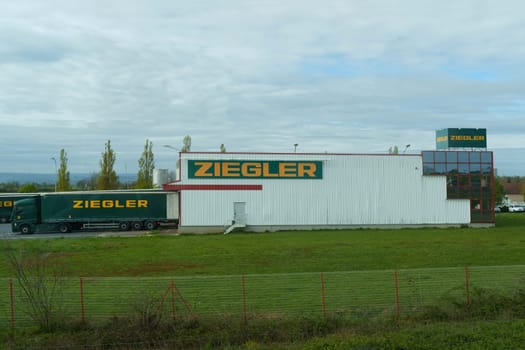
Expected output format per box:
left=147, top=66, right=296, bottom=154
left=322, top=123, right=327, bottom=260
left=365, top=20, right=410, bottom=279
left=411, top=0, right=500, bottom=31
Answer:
left=10, top=190, right=178, bottom=234
left=0, top=194, right=37, bottom=223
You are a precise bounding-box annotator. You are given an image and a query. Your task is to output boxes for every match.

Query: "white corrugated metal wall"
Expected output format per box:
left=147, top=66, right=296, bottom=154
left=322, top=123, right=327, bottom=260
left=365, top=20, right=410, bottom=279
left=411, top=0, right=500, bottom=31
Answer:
left=177, top=153, right=470, bottom=229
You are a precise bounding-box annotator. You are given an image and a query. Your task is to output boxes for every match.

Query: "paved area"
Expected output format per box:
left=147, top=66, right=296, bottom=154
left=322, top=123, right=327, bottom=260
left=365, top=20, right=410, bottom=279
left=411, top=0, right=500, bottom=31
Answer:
left=0, top=223, right=178, bottom=240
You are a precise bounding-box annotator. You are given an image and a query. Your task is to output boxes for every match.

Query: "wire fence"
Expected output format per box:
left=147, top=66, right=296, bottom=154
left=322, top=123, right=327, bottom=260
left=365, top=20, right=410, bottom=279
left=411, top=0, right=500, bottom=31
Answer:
left=2, top=265, right=525, bottom=331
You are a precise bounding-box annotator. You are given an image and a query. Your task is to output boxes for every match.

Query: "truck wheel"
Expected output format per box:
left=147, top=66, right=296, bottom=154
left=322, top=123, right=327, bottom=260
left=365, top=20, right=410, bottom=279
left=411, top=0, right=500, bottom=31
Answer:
left=144, top=221, right=156, bottom=230
left=119, top=222, right=130, bottom=231
left=20, top=224, right=32, bottom=234
left=58, top=223, right=70, bottom=233
left=132, top=221, right=142, bottom=230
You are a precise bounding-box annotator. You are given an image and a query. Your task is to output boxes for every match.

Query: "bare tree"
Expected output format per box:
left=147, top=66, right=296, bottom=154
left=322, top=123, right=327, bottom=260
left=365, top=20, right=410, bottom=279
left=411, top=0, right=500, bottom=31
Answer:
left=3, top=242, right=68, bottom=331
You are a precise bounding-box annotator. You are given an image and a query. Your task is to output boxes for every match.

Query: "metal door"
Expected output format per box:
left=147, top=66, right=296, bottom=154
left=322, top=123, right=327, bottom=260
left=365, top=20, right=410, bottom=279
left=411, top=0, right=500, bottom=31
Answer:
left=233, top=202, right=247, bottom=225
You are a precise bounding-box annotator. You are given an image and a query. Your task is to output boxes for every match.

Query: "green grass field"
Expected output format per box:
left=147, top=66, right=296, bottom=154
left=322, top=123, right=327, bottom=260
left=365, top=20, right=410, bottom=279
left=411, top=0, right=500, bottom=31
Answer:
left=1, top=213, right=525, bottom=349
left=1, top=213, right=524, bottom=278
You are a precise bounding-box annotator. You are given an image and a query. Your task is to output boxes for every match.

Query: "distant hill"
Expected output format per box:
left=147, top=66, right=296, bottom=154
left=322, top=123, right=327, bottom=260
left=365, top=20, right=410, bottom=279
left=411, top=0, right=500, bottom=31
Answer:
left=0, top=173, right=137, bottom=184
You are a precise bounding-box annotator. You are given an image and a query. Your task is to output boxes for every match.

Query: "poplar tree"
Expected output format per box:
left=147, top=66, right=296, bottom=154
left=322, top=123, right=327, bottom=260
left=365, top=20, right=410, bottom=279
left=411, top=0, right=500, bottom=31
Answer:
left=181, top=135, right=191, bottom=152
left=220, top=144, right=226, bottom=153
left=96, top=140, right=119, bottom=190
left=176, top=135, right=192, bottom=171
left=136, top=139, right=155, bottom=189
left=56, top=149, right=71, bottom=191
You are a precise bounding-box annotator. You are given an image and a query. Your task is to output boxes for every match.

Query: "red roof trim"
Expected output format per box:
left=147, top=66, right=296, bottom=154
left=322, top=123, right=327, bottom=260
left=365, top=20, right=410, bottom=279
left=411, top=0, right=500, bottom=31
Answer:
left=180, top=151, right=420, bottom=157
left=163, top=184, right=263, bottom=191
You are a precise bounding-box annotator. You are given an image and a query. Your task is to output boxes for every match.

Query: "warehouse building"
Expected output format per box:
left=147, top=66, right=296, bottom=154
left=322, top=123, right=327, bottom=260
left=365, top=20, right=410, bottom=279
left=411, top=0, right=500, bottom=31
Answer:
left=164, top=131, right=494, bottom=233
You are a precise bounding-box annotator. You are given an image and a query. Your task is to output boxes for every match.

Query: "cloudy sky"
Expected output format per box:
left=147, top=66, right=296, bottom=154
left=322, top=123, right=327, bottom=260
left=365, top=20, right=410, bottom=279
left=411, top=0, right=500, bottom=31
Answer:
left=1, top=0, right=524, bottom=175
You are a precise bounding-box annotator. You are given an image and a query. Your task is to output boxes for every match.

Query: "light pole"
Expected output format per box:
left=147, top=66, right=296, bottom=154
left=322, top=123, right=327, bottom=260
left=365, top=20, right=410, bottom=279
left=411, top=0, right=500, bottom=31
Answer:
left=51, top=157, right=57, bottom=192
left=403, top=144, right=411, bottom=154
left=294, top=143, right=298, bottom=153
left=163, top=145, right=180, bottom=152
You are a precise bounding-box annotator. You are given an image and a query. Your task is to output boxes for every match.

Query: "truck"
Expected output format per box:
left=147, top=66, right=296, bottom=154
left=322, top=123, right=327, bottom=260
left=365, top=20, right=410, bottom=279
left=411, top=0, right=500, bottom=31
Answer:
left=10, top=190, right=178, bottom=234
left=0, top=194, right=37, bottom=223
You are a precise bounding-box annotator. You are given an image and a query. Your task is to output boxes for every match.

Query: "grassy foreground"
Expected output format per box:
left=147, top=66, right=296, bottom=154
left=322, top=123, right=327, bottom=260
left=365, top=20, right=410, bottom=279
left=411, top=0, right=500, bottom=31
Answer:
left=1, top=213, right=524, bottom=277
left=1, top=213, right=525, bottom=349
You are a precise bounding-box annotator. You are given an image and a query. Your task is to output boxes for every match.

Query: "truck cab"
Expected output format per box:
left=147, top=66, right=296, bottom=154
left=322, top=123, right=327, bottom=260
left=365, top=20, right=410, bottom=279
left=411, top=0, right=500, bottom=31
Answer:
left=11, top=197, right=39, bottom=234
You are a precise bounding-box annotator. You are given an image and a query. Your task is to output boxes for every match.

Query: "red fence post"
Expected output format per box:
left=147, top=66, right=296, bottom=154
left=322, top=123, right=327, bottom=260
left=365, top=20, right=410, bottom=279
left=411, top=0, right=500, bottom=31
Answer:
left=465, top=267, right=470, bottom=306
left=9, top=278, right=14, bottom=330
left=320, top=272, right=326, bottom=318
left=394, top=271, right=400, bottom=320
left=79, top=277, right=85, bottom=323
left=242, top=274, right=247, bottom=324
left=171, top=281, right=196, bottom=319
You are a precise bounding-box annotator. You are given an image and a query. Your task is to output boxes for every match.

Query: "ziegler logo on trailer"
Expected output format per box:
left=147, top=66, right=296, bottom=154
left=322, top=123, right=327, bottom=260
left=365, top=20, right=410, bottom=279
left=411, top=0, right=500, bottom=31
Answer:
left=0, top=200, right=14, bottom=208
left=72, top=199, right=149, bottom=209
left=188, top=160, right=323, bottom=179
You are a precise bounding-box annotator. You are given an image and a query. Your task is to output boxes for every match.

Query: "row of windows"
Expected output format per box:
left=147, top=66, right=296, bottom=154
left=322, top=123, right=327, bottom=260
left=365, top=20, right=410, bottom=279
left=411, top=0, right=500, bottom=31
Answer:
left=447, top=174, right=491, bottom=187
left=447, top=188, right=492, bottom=201
left=424, top=163, right=492, bottom=175
left=422, top=151, right=492, bottom=163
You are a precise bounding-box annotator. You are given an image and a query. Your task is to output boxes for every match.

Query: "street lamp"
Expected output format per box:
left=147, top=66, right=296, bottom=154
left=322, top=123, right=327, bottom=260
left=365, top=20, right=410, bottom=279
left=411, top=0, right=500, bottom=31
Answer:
left=51, top=157, right=57, bottom=192
left=294, top=143, right=298, bottom=153
left=403, top=144, right=411, bottom=154
left=163, top=145, right=180, bottom=151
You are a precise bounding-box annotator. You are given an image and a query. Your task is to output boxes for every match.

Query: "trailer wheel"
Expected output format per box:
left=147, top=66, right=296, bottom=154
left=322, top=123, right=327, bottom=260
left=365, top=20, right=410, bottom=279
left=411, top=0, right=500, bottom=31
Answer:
left=131, top=221, right=142, bottom=230
left=119, top=222, right=130, bottom=231
left=20, top=224, right=32, bottom=234
left=144, top=221, right=156, bottom=230
left=58, top=223, right=70, bottom=233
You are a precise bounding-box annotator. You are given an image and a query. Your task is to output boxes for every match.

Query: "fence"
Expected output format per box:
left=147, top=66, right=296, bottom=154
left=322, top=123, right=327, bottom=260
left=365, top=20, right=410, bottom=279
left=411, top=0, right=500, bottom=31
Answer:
left=2, top=265, right=525, bottom=330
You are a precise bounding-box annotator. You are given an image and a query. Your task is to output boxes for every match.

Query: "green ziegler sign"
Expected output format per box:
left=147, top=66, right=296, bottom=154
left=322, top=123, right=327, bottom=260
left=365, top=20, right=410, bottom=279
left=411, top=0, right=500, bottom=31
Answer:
left=188, top=160, right=323, bottom=179
left=436, top=128, right=487, bottom=149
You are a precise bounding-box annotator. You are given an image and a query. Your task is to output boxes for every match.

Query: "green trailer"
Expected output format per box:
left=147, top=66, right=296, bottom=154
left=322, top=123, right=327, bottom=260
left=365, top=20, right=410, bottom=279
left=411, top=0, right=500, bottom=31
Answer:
left=11, top=190, right=178, bottom=234
left=0, top=194, right=37, bottom=223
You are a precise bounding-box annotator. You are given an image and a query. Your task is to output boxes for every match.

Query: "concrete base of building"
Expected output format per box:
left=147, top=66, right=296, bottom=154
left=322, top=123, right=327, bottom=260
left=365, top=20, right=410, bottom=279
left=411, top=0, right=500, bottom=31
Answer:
left=176, top=222, right=491, bottom=234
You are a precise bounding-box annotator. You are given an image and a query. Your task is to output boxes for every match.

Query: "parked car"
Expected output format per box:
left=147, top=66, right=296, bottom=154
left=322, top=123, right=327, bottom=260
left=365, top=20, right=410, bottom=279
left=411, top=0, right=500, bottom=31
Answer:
left=508, top=204, right=525, bottom=213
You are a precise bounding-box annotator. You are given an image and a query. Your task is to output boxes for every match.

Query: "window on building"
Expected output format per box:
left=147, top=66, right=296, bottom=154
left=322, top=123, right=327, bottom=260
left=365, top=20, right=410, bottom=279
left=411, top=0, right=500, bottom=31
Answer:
left=422, top=150, right=494, bottom=223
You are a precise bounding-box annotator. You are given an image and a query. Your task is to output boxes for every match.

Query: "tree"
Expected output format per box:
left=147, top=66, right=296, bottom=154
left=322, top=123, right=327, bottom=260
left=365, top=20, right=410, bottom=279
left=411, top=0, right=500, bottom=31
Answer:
left=175, top=135, right=192, bottom=172
left=181, top=135, right=191, bottom=152
left=56, top=149, right=71, bottom=191
left=220, top=144, right=226, bottom=153
left=3, top=241, right=68, bottom=331
left=76, top=173, right=98, bottom=191
left=493, top=176, right=506, bottom=205
left=0, top=181, right=20, bottom=192
left=18, top=183, right=38, bottom=193
left=136, top=139, right=155, bottom=189
left=388, top=146, right=399, bottom=154
left=96, top=140, right=119, bottom=190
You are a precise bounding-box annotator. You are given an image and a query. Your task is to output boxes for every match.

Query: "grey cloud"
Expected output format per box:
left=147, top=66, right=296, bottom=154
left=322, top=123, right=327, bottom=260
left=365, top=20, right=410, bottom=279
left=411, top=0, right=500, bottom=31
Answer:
left=1, top=1, right=525, bottom=175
